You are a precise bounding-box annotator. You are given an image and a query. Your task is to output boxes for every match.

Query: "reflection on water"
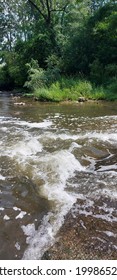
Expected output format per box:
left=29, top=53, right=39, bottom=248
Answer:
left=0, top=93, right=117, bottom=259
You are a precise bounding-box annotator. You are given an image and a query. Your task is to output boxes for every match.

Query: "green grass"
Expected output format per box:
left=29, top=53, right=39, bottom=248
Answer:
left=33, top=77, right=117, bottom=102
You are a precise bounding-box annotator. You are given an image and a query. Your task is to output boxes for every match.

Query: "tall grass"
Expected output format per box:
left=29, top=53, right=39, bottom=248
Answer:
left=33, top=77, right=117, bottom=102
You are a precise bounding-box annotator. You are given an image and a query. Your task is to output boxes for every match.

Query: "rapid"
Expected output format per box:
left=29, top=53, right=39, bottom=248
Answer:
left=0, top=93, right=117, bottom=259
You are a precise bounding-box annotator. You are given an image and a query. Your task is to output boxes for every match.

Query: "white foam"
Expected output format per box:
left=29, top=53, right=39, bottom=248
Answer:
left=7, top=138, right=43, bottom=159
left=15, top=242, right=21, bottom=251
left=89, top=132, right=117, bottom=143
left=97, top=164, right=117, bottom=172
left=21, top=224, right=36, bottom=244
left=47, top=132, right=78, bottom=141
left=103, top=231, right=116, bottom=238
left=34, top=150, right=85, bottom=202
left=16, top=211, right=27, bottom=219
left=92, top=188, right=117, bottom=200
left=69, top=142, right=82, bottom=152
left=0, top=174, right=5, bottom=180
left=0, top=127, right=8, bottom=132
left=15, top=119, right=53, bottom=129
left=95, top=115, right=117, bottom=121
left=22, top=150, right=85, bottom=259
left=0, top=207, right=4, bottom=211
left=40, top=130, right=117, bottom=144
left=4, top=215, right=10, bottom=220
left=0, top=116, right=53, bottom=129
left=22, top=211, right=67, bottom=260
left=71, top=131, right=117, bottom=143
left=13, top=206, right=21, bottom=211
left=75, top=197, right=117, bottom=223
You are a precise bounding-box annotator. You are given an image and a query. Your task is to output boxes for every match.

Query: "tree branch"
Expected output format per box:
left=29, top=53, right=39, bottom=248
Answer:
left=51, top=2, right=69, bottom=13
left=40, top=0, right=45, bottom=10
left=45, top=0, right=51, bottom=23
left=27, top=0, right=47, bottom=21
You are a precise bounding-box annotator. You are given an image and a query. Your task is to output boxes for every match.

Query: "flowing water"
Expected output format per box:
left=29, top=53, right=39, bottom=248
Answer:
left=0, top=93, right=117, bottom=259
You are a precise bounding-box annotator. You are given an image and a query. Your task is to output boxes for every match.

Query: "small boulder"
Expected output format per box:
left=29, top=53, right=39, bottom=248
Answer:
left=78, top=97, right=87, bottom=102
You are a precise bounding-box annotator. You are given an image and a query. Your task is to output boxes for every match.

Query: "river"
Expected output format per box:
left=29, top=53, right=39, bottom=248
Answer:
left=0, top=93, right=117, bottom=259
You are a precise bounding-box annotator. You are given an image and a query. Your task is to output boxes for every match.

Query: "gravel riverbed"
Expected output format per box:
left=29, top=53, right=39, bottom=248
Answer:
left=42, top=198, right=117, bottom=260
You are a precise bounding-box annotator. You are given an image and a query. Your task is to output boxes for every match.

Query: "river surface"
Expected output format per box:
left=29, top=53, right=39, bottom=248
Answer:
left=0, top=93, right=117, bottom=259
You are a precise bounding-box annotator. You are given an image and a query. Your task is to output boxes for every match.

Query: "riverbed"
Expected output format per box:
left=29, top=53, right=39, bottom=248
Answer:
left=0, top=93, right=117, bottom=259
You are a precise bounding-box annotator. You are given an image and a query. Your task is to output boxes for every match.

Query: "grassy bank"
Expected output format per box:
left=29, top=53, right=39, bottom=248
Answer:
left=29, top=78, right=117, bottom=102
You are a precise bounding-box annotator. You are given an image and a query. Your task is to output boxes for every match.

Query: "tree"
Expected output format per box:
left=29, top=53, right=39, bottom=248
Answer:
left=27, top=0, right=71, bottom=27
left=0, top=0, right=34, bottom=51
left=89, top=2, right=117, bottom=84
left=62, top=1, right=117, bottom=83
left=1, top=0, right=116, bottom=89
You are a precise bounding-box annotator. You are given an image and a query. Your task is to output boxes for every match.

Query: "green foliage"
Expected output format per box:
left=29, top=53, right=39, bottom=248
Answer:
left=62, top=2, right=117, bottom=85
left=0, top=64, right=9, bottom=90
left=90, top=59, right=104, bottom=85
left=34, top=78, right=93, bottom=101
left=107, top=80, right=117, bottom=95
left=71, top=80, right=93, bottom=97
left=24, top=59, right=47, bottom=90
left=92, top=86, right=106, bottom=100
left=24, top=56, right=61, bottom=91
left=34, top=86, right=64, bottom=102
left=45, top=54, right=61, bottom=85
left=0, top=50, right=27, bottom=89
left=105, top=64, right=117, bottom=84
left=33, top=75, right=117, bottom=102
left=0, top=0, right=117, bottom=100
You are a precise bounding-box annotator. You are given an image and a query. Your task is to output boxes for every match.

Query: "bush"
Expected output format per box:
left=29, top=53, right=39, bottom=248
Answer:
left=107, top=80, right=117, bottom=94
left=34, top=88, right=51, bottom=101
left=93, top=86, right=106, bottom=100
left=34, top=78, right=94, bottom=102
left=45, top=54, right=61, bottom=86
left=0, top=63, right=13, bottom=90
left=24, top=59, right=47, bottom=91
left=0, top=64, right=7, bottom=89
left=34, top=86, right=63, bottom=102
left=90, top=59, right=104, bottom=85
left=72, top=80, right=93, bottom=97
left=106, top=80, right=117, bottom=100
left=105, top=64, right=117, bottom=84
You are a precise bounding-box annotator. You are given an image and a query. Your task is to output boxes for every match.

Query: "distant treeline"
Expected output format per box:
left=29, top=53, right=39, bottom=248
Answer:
left=0, top=0, right=117, bottom=100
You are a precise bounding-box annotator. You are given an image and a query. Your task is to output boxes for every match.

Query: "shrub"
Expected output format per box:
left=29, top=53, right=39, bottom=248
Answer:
left=93, top=86, right=106, bottom=100
left=72, top=80, right=93, bottom=97
left=45, top=54, right=61, bottom=86
left=0, top=63, right=13, bottom=90
left=24, top=59, right=47, bottom=91
left=90, top=59, right=104, bottom=85
left=34, top=88, right=51, bottom=101
left=105, top=64, right=117, bottom=85
left=106, top=80, right=117, bottom=100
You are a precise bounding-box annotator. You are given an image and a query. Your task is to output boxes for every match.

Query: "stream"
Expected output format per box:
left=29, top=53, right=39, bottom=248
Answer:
left=0, top=93, right=117, bottom=259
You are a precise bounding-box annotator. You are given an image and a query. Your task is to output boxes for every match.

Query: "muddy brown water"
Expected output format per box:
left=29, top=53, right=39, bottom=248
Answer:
left=0, top=93, right=117, bottom=259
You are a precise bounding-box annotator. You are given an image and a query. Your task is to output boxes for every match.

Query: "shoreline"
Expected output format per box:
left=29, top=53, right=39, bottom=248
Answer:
left=42, top=198, right=117, bottom=260
left=0, top=91, right=117, bottom=103
left=0, top=89, right=117, bottom=102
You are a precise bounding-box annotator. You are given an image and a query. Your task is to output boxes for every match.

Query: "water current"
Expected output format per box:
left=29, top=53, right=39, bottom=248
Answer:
left=0, top=93, right=117, bottom=259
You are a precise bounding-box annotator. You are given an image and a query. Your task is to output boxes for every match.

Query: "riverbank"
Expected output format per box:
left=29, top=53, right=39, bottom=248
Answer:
left=1, top=76, right=117, bottom=102
left=27, top=77, right=117, bottom=102
left=42, top=197, right=117, bottom=260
